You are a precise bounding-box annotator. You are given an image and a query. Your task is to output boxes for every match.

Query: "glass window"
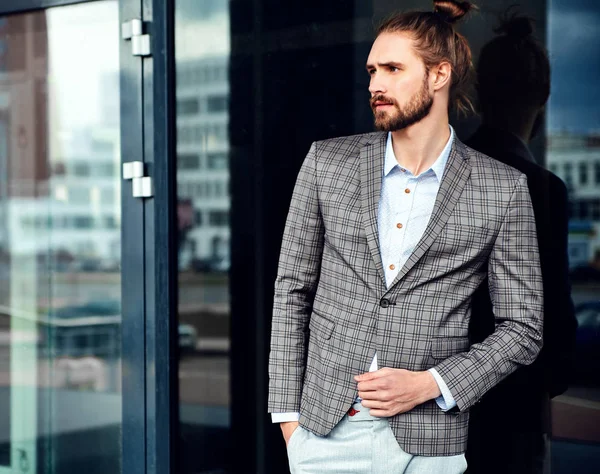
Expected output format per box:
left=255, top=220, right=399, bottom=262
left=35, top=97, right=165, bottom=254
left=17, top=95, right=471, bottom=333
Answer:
left=548, top=0, right=600, bottom=464
left=53, top=162, right=66, bottom=176
left=579, top=200, right=590, bottom=220
left=208, top=210, right=228, bottom=227
left=178, top=153, right=201, bottom=170
left=579, top=162, right=588, bottom=185
left=94, top=162, right=116, bottom=177
left=194, top=209, right=203, bottom=226
left=103, top=216, right=117, bottom=229
left=72, top=162, right=91, bottom=177
left=591, top=200, right=600, bottom=221
left=0, top=2, right=122, bottom=473
left=175, top=0, right=600, bottom=471
left=177, top=98, right=200, bottom=115
left=176, top=2, right=232, bottom=457
left=73, top=216, right=94, bottom=229
left=207, top=95, right=227, bottom=113
left=564, top=163, right=574, bottom=188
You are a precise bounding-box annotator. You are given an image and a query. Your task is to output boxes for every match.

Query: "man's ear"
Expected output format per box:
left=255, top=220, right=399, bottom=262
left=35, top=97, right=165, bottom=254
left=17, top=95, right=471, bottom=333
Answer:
left=431, top=62, right=452, bottom=91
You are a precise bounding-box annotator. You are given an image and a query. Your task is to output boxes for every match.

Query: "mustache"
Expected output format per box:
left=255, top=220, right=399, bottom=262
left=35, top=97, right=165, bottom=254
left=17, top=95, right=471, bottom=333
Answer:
left=370, top=95, right=398, bottom=108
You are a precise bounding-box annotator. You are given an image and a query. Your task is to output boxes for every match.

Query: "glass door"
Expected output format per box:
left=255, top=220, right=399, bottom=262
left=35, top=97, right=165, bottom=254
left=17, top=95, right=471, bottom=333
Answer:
left=0, top=0, right=156, bottom=472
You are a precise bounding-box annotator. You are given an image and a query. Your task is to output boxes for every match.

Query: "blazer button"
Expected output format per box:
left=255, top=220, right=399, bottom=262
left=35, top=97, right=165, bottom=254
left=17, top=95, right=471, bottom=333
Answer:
left=380, top=299, right=390, bottom=308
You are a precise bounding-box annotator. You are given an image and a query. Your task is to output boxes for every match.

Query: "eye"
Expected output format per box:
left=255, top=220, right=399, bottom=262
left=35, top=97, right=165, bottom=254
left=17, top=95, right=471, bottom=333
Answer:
left=388, top=66, right=398, bottom=72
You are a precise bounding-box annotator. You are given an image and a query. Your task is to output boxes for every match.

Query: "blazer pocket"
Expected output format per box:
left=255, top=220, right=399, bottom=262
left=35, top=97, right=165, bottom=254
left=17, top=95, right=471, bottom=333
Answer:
left=431, top=336, right=470, bottom=359
left=309, top=312, right=335, bottom=340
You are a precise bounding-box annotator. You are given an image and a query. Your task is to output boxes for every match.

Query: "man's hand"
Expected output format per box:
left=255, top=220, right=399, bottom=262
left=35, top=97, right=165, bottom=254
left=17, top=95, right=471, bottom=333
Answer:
left=355, top=368, right=441, bottom=417
left=280, top=421, right=300, bottom=446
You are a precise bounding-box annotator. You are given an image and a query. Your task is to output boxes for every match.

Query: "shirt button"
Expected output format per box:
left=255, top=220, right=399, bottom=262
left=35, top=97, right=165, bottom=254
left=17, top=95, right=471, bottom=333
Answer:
left=405, top=188, right=411, bottom=194
left=380, top=299, right=390, bottom=308
left=389, top=264, right=395, bottom=270
left=396, top=223, right=403, bottom=229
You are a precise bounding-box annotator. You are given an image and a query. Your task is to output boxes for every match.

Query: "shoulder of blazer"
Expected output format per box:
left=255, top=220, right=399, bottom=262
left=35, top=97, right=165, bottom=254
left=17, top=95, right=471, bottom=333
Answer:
left=313, top=131, right=387, bottom=160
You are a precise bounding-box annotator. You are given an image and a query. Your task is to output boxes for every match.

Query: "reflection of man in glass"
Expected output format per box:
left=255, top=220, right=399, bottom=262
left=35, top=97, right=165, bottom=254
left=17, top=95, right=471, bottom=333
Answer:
left=269, top=2, right=543, bottom=473
left=465, top=11, right=577, bottom=474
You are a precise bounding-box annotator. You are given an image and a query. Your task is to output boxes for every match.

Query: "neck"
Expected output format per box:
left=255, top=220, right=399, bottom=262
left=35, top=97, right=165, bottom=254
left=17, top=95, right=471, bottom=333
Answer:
left=390, top=114, right=451, bottom=176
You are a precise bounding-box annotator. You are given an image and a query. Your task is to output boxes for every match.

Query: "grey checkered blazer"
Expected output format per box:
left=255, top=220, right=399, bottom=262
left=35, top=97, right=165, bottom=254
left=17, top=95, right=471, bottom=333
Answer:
left=268, top=132, right=544, bottom=456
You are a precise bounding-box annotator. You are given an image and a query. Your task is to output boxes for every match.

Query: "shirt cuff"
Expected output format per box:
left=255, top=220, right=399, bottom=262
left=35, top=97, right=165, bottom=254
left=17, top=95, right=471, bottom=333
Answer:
left=428, top=368, right=457, bottom=411
left=271, top=412, right=301, bottom=423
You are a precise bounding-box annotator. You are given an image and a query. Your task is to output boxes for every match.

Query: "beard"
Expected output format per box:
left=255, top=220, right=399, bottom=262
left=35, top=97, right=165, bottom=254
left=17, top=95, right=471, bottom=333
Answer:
left=371, top=75, right=434, bottom=132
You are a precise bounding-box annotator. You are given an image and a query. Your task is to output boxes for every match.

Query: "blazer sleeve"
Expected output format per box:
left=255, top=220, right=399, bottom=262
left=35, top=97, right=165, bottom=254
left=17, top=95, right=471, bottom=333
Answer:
left=268, top=143, right=324, bottom=414
left=433, top=174, right=544, bottom=411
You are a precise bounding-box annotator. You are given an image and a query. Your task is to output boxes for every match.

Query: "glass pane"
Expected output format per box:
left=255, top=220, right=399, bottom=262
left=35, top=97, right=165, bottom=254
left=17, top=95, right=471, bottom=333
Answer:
left=174, top=0, right=600, bottom=472
left=547, top=0, right=600, bottom=469
left=176, top=0, right=231, bottom=472
left=0, top=2, right=121, bottom=473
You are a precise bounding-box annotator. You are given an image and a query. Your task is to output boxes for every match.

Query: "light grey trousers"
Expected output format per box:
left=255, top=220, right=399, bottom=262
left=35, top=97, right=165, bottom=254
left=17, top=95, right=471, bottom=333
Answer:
left=287, top=403, right=467, bottom=474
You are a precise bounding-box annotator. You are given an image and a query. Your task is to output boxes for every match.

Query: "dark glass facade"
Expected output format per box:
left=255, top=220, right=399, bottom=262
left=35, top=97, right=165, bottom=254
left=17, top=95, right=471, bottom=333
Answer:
left=0, top=0, right=597, bottom=473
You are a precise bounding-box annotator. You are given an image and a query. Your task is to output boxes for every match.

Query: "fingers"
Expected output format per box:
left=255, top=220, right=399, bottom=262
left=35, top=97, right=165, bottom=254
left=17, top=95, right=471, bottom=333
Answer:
left=354, top=368, right=389, bottom=382
left=360, top=399, right=388, bottom=409
left=367, top=403, right=414, bottom=417
left=368, top=408, right=394, bottom=417
left=358, top=389, right=390, bottom=401
left=357, top=377, right=389, bottom=392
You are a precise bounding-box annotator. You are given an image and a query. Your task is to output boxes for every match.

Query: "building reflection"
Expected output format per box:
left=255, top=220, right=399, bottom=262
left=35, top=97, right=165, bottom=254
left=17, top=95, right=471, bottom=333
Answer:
left=0, top=4, right=122, bottom=473
left=175, top=1, right=232, bottom=472
left=177, top=56, right=230, bottom=272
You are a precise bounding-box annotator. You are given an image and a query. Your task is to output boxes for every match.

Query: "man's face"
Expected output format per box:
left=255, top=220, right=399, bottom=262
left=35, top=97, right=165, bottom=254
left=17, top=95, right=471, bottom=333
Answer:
left=366, top=32, right=434, bottom=132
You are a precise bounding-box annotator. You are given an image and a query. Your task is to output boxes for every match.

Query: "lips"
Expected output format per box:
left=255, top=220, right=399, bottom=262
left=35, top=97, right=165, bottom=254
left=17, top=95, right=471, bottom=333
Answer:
left=370, top=96, right=395, bottom=110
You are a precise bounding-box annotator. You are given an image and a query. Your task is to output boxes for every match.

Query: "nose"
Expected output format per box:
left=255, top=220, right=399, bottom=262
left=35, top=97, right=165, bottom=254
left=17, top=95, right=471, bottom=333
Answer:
left=368, top=73, right=386, bottom=96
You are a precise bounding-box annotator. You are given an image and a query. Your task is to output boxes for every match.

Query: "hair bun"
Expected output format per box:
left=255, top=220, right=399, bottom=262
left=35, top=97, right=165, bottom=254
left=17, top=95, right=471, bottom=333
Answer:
left=496, top=15, right=535, bottom=39
left=433, top=1, right=477, bottom=24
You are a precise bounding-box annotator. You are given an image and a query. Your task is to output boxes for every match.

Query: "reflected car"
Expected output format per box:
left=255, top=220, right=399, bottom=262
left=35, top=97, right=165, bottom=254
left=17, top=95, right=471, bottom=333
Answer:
left=190, top=256, right=229, bottom=273
left=178, top=323, right=198, bottom=353
left=573, top=301, right=600, bottom=384
left=52, top=300, right=121, bottom=319
left=51, top=300, right=198, bottom=355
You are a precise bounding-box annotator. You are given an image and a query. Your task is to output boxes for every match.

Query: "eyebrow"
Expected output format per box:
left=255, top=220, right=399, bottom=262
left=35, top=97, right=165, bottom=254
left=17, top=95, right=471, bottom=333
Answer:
left=365, top=61, right=406, bottom=71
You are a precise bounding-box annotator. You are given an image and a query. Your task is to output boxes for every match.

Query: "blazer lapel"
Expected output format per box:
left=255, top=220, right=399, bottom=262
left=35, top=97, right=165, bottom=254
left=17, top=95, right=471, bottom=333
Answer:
left=388, top=139, right=472, bottom=288
left=359, top=133, right=387, bottom=285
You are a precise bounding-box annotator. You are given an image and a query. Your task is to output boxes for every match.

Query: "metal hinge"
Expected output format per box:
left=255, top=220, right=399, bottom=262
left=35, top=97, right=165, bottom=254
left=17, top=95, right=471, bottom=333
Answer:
left=121, top=19, right=151, bottom=57
left=123, top=161, right=153, bottom=198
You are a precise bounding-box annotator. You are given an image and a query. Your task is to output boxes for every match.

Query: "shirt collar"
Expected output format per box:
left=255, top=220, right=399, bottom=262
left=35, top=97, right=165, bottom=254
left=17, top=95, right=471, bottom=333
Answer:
left=384, top=126, right=455, bottom=180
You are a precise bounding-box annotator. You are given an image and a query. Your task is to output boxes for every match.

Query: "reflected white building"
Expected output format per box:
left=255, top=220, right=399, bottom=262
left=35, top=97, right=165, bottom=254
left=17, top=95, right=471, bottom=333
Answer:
left=176, top=56, right=230, bottom=269
left=548, top=132, right=600, bottom=267
left=6, top=126, right=120, bottom=264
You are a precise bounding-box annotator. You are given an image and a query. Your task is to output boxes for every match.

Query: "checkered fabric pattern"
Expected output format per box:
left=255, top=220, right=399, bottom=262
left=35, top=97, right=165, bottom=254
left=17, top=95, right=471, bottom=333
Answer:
left=268, top=132, right=544, bottom=456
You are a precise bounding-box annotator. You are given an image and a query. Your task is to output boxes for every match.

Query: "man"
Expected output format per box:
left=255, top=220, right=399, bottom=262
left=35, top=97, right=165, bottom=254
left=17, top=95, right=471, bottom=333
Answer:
left=269, top=2, right=544, bottom=472
left=465, top=12, right=577, bottom=474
